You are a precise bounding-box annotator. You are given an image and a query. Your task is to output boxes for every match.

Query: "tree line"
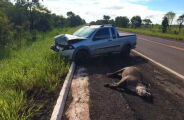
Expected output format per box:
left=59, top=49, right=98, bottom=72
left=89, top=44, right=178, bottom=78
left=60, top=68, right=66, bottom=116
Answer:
left=0, top=0, right=85, bottom=50
left=90, top=15, right=152, bottom=28
left=90, top=12, right=184, bottom=33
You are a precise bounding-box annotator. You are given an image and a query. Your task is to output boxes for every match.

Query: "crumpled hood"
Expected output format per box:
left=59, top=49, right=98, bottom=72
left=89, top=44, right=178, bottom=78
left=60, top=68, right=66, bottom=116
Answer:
left=54, top=34, right=85, bottom=45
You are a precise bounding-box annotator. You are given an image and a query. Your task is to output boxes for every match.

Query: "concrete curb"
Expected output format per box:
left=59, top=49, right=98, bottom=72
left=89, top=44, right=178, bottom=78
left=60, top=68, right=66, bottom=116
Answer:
left=50, top=62, right=76, bottom=120
left=132, top=50, right=184, bottom=81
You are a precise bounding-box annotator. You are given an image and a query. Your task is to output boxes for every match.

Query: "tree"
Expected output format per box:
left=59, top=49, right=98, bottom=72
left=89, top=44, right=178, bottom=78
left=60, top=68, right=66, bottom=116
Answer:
left=15, top=0, right=42, bottom=30
left=0, top=10, right=12, bottom=49
left=0, top=0, right=13, bottom=49
left=67, top=11, right=75, bottom=17
left=89, top=21, right=96, bottom=25
left=95, top=20, right=104, bottom=25
left=66, top=11, right=85, bottom=27
left=165, top=11, right=176, bottom=27
left=7, top=3, right=29, bottom=29
left=162, top=17, right=169, bottom=33
left=103, top=15, right=110, bottom=24
left=109, top=19, right=115, bottom=25
left=33, top=10, right=54, bottom=31
left=115, top=16, right=129, bottom=28
left=52, top=14, right=67, bottom=27
left=131, top=16, right=142, bottom=28
left=103, top=15, right=110, bottom=21
left=177, top=14, right=184, bottom=32
left=143, top=18, right=152, bottom=27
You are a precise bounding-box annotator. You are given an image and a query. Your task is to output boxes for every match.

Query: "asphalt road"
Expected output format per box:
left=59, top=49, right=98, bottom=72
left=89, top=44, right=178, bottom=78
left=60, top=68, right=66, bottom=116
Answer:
left=63, top=54, right=184, bottom=120
left=119, top=31, right=184, bottom=76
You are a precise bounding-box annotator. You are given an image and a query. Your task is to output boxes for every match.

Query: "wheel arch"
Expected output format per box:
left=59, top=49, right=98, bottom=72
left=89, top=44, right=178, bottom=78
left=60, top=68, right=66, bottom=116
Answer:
left=121, top=44, right=131, bottom=51
left=120, top=44, right=131, bottom=57
left=72, top=46, right=91, bottom=60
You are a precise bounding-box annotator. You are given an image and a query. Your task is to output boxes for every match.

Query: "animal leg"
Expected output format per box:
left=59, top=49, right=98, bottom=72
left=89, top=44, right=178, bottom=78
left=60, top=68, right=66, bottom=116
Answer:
left=104, top=82, right=119, bottom=89
left=106, top=68, right=125, bottom=77
left=104, top=77, right=127, bottom=89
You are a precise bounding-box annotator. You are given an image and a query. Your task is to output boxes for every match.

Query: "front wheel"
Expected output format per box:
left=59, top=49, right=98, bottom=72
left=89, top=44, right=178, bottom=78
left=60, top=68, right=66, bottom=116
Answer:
left=121, top=45, right=131, bottom=57
left=75, top=50, right=89, bottom=65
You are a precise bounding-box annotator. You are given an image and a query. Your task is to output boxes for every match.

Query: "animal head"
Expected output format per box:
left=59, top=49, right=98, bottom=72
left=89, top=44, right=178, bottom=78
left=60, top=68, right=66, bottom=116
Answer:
left=136, top=85, right=151, bottom=97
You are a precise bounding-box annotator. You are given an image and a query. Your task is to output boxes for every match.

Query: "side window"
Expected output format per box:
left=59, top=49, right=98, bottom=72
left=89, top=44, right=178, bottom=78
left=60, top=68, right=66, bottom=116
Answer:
left=93, top=28, right=110, bottom=41
left=111, top=28, right=116, bottom=39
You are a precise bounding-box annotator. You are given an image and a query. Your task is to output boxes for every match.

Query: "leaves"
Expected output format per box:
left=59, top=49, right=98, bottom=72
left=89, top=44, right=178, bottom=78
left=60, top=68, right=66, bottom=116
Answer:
left=165, top=11, right=176, bottom=26
left=115, top=16, right=129, bottom=28
left=131, top=16, right=142, bottom=28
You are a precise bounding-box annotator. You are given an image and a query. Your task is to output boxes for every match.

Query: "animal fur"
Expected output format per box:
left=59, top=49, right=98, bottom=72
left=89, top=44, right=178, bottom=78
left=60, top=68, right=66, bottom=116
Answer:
left=104, top=67, right=151, bottom=97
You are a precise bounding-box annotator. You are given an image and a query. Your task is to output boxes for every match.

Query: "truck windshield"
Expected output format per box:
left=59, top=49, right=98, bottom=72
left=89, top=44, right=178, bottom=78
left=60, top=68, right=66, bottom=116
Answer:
left=73, top=26, right=95, bottom=38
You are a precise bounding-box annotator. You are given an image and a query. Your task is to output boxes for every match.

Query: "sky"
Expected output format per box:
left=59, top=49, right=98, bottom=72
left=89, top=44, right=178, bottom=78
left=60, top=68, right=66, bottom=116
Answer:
left=15, top=0, right=184, bottom=24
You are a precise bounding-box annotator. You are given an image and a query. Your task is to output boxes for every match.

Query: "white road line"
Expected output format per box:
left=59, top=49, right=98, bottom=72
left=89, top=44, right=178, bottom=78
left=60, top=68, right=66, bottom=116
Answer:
left=132, top=50, right=184, bottom=82
left=50, top=62, right=76, bottom=120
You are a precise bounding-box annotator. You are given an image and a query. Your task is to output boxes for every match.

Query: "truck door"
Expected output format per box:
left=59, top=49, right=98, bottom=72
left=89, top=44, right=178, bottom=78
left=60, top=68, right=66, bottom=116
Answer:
left=109, top=28, right=121, bottom=52
left=89, top=28, right=114, bottom=55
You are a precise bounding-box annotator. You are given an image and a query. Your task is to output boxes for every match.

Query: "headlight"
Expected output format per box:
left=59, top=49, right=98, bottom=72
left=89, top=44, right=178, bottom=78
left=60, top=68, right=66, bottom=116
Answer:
left=56, top=46, right=63, bottom=51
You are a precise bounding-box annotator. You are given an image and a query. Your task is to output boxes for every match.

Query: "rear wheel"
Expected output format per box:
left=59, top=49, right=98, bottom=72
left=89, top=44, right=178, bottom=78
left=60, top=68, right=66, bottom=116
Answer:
left=75, top=50, right=89, bottom=65
left=121, top=45, right=131, bottom=57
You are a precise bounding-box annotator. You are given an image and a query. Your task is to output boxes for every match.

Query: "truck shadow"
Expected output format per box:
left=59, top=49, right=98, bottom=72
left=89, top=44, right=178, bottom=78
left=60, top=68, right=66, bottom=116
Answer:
left=86, top=53, right=148, bottom=73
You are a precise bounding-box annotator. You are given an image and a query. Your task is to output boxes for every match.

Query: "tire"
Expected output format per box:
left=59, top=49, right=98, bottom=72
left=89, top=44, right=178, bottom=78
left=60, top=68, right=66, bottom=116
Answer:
left=121, top=45, right=131, bottom=57
left=75, top=50, right=89, bottom=65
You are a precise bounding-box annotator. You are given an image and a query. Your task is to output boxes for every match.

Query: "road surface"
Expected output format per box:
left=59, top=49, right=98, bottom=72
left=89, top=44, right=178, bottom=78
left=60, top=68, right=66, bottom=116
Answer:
left=119, top=31, right=184, bottom=75
left=63, top=54, right=184, bottom=120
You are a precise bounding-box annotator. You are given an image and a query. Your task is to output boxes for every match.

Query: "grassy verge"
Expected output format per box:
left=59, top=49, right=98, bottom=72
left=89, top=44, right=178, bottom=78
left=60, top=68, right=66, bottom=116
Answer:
left=117, top=27, right=184, bottom=41
left=0, top=26, right=81, bottom=120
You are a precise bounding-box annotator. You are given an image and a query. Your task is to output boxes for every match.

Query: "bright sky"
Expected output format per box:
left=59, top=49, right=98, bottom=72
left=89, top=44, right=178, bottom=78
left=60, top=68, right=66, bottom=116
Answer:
left=14, top=0, right=184, bottom=24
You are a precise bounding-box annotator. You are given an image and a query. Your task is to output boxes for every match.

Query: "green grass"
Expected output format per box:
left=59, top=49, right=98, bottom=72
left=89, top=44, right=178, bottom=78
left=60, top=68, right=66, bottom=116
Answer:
left=0, top=26, right=81, bottom=120
left=117, top=26, right=184, bottom=41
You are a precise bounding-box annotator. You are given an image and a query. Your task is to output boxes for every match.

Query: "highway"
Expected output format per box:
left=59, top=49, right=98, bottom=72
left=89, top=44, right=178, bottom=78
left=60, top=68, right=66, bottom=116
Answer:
left=63, top=54, right=184, bottom=120
left=119, top=31, right=184, bottom=76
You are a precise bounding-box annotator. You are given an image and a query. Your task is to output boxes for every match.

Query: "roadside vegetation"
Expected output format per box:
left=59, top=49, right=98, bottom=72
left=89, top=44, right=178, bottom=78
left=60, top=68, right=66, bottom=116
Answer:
left=117, top=26, right=184, bottom=40
left=0, top=0, right=84, bottom=119
left=90, top=12, right=184, bottom=41
left=0, top=27, right=81, bottom=120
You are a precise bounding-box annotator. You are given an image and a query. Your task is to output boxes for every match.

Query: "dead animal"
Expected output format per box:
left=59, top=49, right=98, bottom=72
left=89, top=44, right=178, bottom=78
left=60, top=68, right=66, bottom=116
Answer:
left=104, top=67, right=151, bottom=97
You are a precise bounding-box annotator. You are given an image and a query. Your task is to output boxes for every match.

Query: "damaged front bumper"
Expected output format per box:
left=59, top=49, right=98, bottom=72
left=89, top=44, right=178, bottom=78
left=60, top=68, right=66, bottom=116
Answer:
left=50, top=43, right=75, bottom=60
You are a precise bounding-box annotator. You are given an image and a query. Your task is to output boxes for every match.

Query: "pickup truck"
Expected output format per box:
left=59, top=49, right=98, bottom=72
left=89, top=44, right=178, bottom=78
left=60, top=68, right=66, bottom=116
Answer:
left=51, top=25, right=136, bottom=64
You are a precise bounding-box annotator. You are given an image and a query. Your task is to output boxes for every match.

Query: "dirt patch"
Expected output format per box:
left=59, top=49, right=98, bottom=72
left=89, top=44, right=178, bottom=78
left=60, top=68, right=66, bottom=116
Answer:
left=63, top=67, right=90, bottom=120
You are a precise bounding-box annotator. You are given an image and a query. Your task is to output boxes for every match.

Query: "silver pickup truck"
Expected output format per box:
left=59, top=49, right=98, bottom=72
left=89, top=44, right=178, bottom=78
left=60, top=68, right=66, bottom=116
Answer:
left=51, top=25, right=136, bottom=64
